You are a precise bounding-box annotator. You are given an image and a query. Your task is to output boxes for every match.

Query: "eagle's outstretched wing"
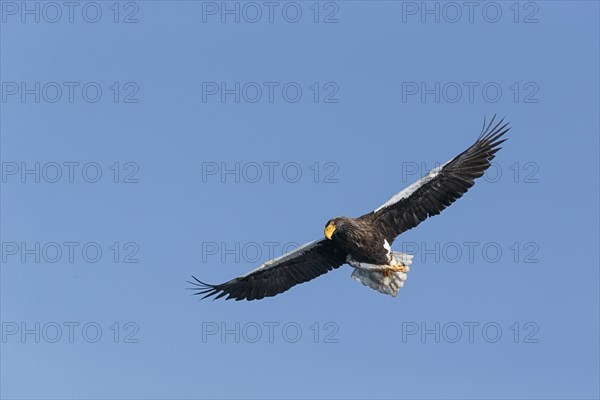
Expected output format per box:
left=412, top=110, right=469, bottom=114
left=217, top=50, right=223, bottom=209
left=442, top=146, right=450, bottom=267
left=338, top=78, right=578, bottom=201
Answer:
left=189, top=239, right=347, bottom=301
left=362, top=115, right=510, bottom=242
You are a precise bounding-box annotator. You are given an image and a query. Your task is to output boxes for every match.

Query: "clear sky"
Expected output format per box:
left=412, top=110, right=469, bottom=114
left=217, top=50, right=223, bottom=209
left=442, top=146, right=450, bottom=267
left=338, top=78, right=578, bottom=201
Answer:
left=1, top=1, right=599, bottom=399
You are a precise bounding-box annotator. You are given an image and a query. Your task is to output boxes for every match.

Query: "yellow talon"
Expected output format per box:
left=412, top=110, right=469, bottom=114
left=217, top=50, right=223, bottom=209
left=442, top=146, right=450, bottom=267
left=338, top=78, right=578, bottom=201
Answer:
left=390, top=264, right=407, bottom=273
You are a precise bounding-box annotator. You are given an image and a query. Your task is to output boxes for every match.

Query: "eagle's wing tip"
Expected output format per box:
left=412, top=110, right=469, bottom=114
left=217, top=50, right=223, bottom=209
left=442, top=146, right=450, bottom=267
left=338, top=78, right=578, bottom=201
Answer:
left=478, top=114, right=510, bottom=143
left=187, top=275, right=223, bottom=300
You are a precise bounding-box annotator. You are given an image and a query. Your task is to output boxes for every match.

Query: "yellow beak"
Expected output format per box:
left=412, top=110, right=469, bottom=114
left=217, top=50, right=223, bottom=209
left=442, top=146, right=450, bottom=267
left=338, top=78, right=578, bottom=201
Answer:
left=324, top=223, right=336, bottom=240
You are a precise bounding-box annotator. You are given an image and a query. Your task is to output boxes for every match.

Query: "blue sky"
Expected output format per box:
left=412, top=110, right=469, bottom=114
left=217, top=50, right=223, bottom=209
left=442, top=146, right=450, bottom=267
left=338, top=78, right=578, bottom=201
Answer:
left=1, top=1, right=598, bottom=399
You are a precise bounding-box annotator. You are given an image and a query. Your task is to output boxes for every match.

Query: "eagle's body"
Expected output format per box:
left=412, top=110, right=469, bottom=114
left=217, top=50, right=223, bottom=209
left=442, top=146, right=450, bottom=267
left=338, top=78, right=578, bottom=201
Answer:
left=323, top=216, right=412, bottom=295
left=190, top=115, right=510, bottom=301
left=325, top=217, right=390, bottom=265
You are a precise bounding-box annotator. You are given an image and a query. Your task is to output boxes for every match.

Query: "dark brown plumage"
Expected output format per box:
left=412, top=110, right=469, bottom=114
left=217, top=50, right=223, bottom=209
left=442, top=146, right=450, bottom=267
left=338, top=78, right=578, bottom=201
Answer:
left=190, top=115, right=509, bottom=301
left=362, top=115, right=509, bottom=243
left=190, top=239, right=346, bottom=301
left=324, top=217, right=390, bottom=265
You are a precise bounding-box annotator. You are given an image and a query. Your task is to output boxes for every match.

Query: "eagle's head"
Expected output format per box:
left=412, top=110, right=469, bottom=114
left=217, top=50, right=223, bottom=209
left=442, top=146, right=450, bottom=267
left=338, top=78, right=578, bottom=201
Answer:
left=324, top=217, right=354, bottom=241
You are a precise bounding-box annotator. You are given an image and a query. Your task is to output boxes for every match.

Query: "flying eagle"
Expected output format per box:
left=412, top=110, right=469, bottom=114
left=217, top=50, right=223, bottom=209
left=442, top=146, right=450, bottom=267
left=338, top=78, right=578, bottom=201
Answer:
left=190, top=115, right=510, bottom=301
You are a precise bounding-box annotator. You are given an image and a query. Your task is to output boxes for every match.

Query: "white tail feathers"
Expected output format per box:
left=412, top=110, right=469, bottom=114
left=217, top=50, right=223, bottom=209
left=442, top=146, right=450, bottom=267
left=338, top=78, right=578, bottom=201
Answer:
left=350, top=252, right=414, bottom=297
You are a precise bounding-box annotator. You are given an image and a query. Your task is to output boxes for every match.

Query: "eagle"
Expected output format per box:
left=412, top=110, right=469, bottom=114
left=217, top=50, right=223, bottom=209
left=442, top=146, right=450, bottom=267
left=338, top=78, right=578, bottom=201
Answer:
left=190, top=115, right=510, bottom=301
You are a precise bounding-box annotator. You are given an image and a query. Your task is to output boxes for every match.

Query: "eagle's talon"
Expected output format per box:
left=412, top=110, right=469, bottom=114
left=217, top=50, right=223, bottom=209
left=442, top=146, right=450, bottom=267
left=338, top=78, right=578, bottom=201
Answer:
left=389, top=263, right=408, bottom=273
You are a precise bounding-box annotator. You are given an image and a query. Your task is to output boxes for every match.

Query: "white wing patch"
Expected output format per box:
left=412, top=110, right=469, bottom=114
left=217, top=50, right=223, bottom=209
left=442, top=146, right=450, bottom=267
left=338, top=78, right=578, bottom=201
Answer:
left=374, top=161, right=450, bottom=212
left=383, top=239, right=391, bottom=257
left=242, top=239, right=324, bottom=277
